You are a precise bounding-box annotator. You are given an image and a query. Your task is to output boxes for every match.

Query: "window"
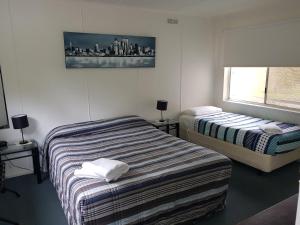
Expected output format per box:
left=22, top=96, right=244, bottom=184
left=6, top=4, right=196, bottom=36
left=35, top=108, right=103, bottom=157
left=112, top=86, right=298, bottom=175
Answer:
left=229, top=67, right=267, bottom=103
left=267, top=68, right=300, bottom=109
left=225, top=67, right=300, bottom=110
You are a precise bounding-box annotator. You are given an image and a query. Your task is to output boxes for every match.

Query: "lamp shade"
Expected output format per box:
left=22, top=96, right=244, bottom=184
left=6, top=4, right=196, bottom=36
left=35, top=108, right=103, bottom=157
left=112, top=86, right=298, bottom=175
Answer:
left=156, top=100, right=168, bottom=111
left=11, top=114, right=29, bottom=129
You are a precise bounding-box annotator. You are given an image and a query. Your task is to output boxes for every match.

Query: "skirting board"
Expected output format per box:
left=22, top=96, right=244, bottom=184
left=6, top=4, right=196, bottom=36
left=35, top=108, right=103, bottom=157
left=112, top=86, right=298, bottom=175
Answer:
left=180, top=128, right=300, bottom=173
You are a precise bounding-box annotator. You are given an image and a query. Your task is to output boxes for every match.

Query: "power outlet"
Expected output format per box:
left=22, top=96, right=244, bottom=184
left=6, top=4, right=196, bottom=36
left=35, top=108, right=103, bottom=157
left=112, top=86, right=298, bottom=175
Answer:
left=167, top=18, right=178, bottom=24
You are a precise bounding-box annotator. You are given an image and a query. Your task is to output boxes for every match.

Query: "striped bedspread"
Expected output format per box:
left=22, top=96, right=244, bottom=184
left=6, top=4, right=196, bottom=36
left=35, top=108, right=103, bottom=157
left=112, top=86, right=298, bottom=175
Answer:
left=42, top=115, right=231, bottom=225
left=192, top=112, right=300, bottom=155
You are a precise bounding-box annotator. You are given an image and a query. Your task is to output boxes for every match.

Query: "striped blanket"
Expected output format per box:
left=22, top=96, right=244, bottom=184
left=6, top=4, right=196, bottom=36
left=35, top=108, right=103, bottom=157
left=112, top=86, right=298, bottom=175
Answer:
left=193, top=112, right=300, bottom=155
left=42, top=115, right=231, bottom=225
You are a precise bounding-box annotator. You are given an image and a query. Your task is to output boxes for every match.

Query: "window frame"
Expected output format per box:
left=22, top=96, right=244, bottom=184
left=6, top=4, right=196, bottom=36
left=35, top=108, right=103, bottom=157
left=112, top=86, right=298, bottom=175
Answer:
left=224, top=67, right=300, bottom=112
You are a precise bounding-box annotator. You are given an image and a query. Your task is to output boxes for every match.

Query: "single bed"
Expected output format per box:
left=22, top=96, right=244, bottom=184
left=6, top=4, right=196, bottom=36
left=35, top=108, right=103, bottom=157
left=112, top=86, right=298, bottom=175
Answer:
left=41, top=115, right=231, bottom=225
left=179, top=111, right=300, bottom=173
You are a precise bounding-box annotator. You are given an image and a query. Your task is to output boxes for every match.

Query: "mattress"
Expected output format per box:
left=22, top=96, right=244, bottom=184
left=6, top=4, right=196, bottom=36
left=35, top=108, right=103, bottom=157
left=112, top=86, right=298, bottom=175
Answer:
left=179, top=112, right=300, bottom=155
left=42, top=115, right=232, bottom=225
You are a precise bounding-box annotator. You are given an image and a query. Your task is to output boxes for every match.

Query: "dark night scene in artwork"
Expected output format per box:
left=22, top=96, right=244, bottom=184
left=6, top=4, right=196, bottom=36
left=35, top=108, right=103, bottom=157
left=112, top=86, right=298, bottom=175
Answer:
left=64, top=32, right=156, bottom=68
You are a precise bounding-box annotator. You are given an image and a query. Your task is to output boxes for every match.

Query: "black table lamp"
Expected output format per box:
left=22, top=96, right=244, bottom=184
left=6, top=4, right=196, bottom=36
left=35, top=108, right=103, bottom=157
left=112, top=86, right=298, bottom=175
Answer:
left=11, top=114, right=29, bottom=145
left=156, top=100, right=168, bottom=122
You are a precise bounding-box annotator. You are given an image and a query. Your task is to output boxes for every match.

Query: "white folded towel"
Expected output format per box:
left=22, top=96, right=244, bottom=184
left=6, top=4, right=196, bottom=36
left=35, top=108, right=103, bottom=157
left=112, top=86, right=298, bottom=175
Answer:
left=74, top=167, right=104, bottom=179
left=74, top=158, right=129, bottom=182
left=259, top=124, right=283, bottom=134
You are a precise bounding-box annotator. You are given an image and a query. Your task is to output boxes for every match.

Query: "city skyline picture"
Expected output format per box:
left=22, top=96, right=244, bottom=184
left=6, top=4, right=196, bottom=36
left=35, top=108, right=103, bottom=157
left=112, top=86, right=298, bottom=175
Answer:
left=64, top=32, right=156, bottom=68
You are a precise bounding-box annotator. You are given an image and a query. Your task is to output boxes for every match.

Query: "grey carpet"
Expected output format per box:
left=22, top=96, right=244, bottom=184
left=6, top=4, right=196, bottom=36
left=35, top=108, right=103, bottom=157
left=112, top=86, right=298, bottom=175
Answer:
left=0, top=161, right=299, bottom=225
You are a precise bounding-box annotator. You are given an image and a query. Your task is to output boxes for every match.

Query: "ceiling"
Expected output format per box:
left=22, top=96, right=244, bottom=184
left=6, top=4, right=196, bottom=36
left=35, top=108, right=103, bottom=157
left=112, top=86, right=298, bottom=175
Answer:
left=88, top=0, right=300, bottom=17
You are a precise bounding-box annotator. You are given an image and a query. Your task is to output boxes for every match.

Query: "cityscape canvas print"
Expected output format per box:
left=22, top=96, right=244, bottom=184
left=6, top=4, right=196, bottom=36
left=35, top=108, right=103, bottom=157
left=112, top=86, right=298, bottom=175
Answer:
left=64, top=32, right=156, bottom=68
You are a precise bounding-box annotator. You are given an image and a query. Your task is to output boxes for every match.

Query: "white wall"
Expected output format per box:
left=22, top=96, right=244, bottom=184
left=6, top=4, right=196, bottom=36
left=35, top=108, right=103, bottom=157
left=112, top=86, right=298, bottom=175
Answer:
left=0, top=0, right=214, bottom=177
left=213, top=8, right=300, bottom=125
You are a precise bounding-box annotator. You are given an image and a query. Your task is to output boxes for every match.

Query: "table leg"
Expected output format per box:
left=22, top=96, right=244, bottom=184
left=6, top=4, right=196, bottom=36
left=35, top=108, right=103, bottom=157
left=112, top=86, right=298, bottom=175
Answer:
left=166, top=124, right=170, bottom=134
left=176, top=123, right=180, bottom=137
left=32, top=147, right=42, bottom=184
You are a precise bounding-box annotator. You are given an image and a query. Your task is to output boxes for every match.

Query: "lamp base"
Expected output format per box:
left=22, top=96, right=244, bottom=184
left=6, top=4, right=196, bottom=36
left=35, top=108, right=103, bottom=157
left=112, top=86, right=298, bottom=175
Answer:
left=159, top=119, right=165, bottom=122
left=19, top=140, right=29, bottom=145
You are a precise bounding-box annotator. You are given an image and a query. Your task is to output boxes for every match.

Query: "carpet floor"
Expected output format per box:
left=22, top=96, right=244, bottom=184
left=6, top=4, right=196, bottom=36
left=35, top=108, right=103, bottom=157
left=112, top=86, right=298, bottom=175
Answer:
left=0, top=161, right=299, bottom=225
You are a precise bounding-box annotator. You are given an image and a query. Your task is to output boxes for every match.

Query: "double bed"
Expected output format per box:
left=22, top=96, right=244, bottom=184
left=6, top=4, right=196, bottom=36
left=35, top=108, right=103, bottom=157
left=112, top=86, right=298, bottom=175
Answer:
left=42, top=115, right=231, bottom=225
left=180, top=111, right=300, bottom=173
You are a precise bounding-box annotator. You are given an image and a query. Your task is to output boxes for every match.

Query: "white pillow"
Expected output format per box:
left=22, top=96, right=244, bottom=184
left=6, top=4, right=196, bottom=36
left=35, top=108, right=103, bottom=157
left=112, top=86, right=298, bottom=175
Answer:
left=181, top=106, right=222, bottom=116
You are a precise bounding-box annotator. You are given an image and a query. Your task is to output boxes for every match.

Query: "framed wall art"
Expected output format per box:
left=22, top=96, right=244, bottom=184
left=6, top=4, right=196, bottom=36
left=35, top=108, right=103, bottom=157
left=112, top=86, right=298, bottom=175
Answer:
left=64, top=32, right=156, bottom=68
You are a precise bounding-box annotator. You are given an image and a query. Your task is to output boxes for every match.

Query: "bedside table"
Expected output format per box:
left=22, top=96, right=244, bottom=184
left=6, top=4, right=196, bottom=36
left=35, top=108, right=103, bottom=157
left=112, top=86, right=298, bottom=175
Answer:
left=149, top=119, right=180, bottom=137
left=0, top=140, right=42, bottom=184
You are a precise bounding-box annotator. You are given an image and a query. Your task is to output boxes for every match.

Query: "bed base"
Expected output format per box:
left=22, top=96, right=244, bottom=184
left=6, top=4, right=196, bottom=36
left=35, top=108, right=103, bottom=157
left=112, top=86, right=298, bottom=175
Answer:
left=180, top=128, right=300, bottom=173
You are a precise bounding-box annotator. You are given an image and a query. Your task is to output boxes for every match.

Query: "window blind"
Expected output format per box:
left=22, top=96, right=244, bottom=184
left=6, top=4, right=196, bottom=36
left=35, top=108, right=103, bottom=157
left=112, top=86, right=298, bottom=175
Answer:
left=267, top=67, right=300, bottom=109
left=223, top=20, right=300, bottom=67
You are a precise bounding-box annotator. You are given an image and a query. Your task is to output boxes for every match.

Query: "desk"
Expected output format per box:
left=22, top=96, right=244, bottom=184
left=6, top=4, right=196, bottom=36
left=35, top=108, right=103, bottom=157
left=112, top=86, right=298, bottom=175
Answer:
left=237, top=194, right=298, bottom=225
left=0, top=140, right=42, bottom=184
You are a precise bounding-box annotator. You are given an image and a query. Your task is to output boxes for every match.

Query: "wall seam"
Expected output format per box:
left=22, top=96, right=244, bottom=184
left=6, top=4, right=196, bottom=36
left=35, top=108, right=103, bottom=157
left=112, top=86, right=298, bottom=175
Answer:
left=179, top=19, right=183, bottom=112
left=80, top=5, right=91, bottom=121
